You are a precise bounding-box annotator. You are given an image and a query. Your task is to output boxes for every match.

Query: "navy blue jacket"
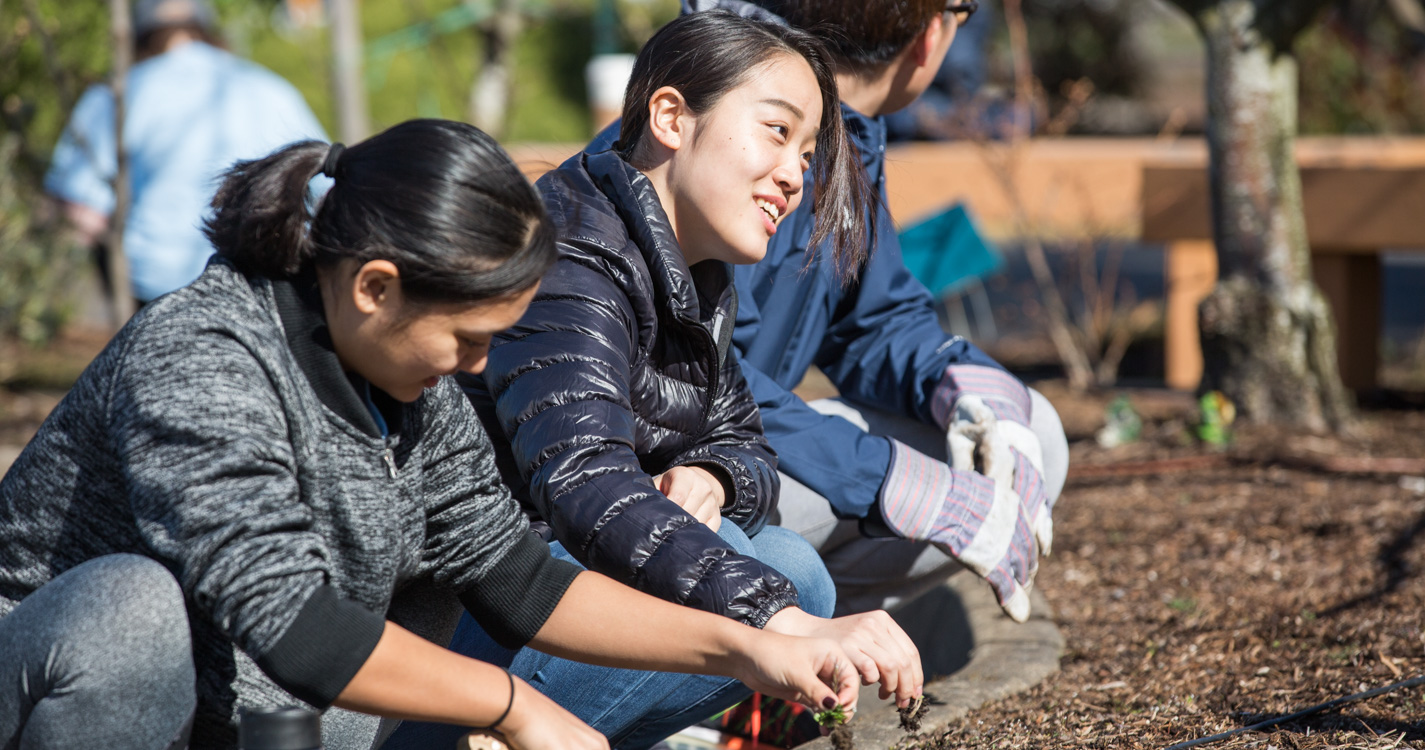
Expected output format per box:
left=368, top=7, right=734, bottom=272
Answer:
left=463, top=150, right=797, bottom=628
left=729, top=106, right=1004, bottom=518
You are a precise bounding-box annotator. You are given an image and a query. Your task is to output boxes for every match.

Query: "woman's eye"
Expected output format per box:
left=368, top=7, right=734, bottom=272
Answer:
left=801, top=152, right=813, bottom=169
left=770, top=124, right=789, bottom=139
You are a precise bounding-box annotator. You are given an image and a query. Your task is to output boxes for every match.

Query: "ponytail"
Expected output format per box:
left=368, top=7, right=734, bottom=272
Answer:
left=205, top=140, right=327, bottom=279
left=204, top=120, right=556, bottom=305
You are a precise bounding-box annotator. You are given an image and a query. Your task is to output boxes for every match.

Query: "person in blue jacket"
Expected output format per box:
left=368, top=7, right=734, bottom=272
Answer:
left=667, top=0, right=1072, bottom=623
left=45, top=0, right=325, bottom=306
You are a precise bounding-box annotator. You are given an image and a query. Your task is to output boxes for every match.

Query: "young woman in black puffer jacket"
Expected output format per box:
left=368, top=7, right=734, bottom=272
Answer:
left=389, top=12, right=924, bottom=750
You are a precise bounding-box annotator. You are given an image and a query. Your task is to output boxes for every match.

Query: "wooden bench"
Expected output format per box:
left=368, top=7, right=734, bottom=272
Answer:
left=882, top=138, right=1425, bottom=391
left=1142, top=142, right=1425, bottom=390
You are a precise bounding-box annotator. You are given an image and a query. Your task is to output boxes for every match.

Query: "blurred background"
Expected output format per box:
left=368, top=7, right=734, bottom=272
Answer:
left=2, top=0, right=1424, bottom=408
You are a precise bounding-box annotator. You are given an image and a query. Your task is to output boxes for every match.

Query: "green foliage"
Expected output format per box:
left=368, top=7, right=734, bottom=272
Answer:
left=0, top=0, right=110, bottom=181
left=1296, top=13, right=1425, bottom=135
left=1195, top=391, right=1235, bottom=446
left=0, top=136, right=87, bottom=346
left=236, top=0, right=677, bottom=141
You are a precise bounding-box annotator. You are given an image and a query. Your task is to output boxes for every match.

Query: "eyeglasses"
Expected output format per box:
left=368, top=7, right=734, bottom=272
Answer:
left=945, top=0, right=978, bottom=23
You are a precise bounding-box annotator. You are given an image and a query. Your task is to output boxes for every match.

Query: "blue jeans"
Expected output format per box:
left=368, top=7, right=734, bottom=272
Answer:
left=383, top=523, right=834, bottom=750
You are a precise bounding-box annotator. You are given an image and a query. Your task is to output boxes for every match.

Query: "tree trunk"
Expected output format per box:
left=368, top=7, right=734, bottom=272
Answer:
left=329, top=0, right=368, bottom=143
left=468, top=0, right=519, bottom=138
left=107, top=0, right=135, bottom=326
left=1176, top=0, right=1351, bottom=432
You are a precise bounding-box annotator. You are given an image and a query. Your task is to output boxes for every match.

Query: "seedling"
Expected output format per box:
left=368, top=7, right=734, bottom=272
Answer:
left=813, top=703, right=848, bottom=728
left=814, top=703, right=854, bottom=750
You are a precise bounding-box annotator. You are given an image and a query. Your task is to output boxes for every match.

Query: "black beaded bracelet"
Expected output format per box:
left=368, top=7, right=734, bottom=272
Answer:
left=477, top=668, right=515, bottom=731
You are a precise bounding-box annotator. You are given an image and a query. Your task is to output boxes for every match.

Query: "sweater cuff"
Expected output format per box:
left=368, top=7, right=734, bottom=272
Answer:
left=929, top=364, right=1032, bottom=429
left=255, top=584, right=386, bottom=709
left=460, top=531, right=582, bottom=650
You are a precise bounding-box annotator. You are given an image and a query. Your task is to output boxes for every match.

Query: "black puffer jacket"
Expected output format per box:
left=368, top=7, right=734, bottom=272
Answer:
left=463, top=150, right=797, bottom=628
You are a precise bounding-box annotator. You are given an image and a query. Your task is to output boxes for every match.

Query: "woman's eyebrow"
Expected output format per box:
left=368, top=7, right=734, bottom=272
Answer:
left=760, top=98, right=805, bottom=121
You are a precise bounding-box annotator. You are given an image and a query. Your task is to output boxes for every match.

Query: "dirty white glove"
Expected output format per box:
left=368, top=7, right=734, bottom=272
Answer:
left=947, top=395, right=1052, bottom=556
left=933, top=364, right=1053, bottom=558
left=879, top=440, right=1038, bottom=623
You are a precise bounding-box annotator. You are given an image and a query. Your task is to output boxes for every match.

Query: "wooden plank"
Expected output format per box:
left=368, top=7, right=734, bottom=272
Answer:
left=1144, top=165, right=1425, bottom=249
left=1312, top=254, right=1382, bottom=390
left=1164, top=241, right=1217, bottom=391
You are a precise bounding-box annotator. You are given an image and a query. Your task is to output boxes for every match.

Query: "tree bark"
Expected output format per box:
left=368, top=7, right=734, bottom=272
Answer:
left=1171, top=0, right=1352, bottom=432
left=107, top=0, right=135, bottom=325
left=468, top=0, right=519, bottom=138
left=329, top=0, right=368, bottom=143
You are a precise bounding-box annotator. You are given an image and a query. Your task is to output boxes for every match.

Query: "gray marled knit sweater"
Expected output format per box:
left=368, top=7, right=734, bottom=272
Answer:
left=0, top=259, right=579, bottom=746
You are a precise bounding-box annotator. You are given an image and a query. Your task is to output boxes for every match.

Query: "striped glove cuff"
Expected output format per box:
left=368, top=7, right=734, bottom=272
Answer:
left=930, top=364, right=1032, bottom=429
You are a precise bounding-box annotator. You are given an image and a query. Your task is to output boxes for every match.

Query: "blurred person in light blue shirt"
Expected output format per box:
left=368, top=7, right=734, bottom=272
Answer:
left=45, top=0, right=326, bottom=304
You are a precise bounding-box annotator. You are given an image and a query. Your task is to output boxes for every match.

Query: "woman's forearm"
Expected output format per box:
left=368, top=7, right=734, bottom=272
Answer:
left=335, top=621, right=611, bottom=749
left=528, top=570, right=756, bottom=677
left=527, top=572, right=856, bottom=713
left=333, top=621, right=514, bottom=726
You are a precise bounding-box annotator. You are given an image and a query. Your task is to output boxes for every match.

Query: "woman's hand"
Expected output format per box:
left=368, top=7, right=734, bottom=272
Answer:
left=492, top=676, right=609, bottom=750
left=731, top=630, right=861, bottom=716
left=653, top=466, right=726, bottom=531
left=763, top=606, right=923, bottom=707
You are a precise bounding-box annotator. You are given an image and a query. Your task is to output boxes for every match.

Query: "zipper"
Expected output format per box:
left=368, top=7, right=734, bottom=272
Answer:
left=694, top=321, right=720, bottom=435
left=382, top=445, right=397, bottom=479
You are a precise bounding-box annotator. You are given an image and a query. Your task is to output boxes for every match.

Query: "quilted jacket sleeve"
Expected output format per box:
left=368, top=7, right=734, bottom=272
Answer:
left=667, top=346, right=779, bottom=536
left=480, top=252, right=798, bottom=628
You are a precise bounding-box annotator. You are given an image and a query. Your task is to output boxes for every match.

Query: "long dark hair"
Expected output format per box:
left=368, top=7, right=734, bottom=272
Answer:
left=748, top=0, right=945, bottom=72
left=615, top=10, right=873, bottom=281
left=205, top=119, right=555, bottom=304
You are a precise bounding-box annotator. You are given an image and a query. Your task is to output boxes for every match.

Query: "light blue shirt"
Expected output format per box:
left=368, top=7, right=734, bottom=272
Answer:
left=45, top=42, right=326, bottom=301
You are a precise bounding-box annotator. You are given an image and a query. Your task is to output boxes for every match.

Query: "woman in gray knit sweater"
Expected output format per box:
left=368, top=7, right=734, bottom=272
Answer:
left=0, top=120, right=861, bottom=750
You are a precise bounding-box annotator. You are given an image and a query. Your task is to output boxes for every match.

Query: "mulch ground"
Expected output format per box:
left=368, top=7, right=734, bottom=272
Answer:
left=903, top=395, right=1425, bottom=750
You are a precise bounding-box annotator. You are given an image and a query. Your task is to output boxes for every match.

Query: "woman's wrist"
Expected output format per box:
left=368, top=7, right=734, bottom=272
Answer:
left=473, top=668, right=516, bottom=731
left=686, top=464, right=729, bottom=507
left=763, top=606, right=817, bottom=637
left=483, top=673, right=531, bottom=734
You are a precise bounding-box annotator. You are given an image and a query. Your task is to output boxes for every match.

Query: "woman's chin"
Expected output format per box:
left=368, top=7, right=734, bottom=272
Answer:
left=728, top=239, right=769, bottom=265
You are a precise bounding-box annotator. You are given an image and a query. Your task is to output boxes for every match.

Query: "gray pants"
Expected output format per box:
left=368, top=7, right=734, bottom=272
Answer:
left=0, top=554, right=195, bottom=749
left=0, top=554, right=410, bottom=750
left=771, top=390, right=1069, bottom=616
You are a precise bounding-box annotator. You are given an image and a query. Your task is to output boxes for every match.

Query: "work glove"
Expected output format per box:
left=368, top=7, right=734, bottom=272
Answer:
left=934, top=365, right=1053, bottom=557
left=878, top=440, right=1037, bottom=622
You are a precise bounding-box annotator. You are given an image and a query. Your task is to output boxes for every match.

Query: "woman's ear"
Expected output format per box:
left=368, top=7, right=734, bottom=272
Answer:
left=351, top=259, right=402, bottom=314
left=647, top=85, right=692, bottom=151
left=912, top=14, right=947, bottom=67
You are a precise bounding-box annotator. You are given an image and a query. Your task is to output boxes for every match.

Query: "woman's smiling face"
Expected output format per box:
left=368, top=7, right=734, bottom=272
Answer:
left=661, top=52, right=823, bottom=267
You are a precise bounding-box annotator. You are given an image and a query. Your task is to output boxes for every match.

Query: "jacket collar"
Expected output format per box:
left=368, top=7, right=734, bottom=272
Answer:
left=841, top=103, right=888, bottom=177
left=271, top=272, right=400, bottom=439
left=582, top=149, right=732, bottom=331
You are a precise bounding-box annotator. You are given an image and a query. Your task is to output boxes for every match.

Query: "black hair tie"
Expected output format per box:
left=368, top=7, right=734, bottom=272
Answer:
left=320, top=143, right=345, bottom=178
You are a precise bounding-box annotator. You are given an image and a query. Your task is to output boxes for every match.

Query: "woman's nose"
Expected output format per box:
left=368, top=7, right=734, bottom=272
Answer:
left=774, top=157, right=803, bottom=195
left=459, top=345, right=490, bottom=376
